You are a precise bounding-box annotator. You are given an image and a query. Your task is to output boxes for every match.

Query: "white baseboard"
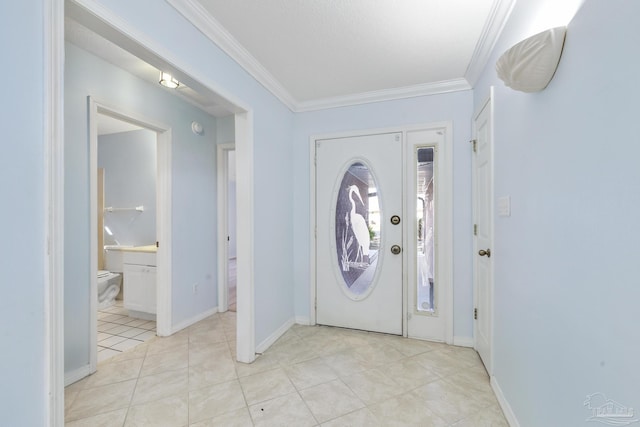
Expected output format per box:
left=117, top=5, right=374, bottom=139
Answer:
left=256, top=317, right=295, bottom=354
left=491, top=375, right=520, bottom=427
left=295, top=316, right=310, bottom=325
left=169, top=307, right=218, bottom=336
left=64, top=364, right=92, bottom=387
left=453, top=336, right=474, bottom=347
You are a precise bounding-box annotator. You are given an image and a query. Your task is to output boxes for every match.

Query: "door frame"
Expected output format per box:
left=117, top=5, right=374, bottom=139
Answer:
left=309, top=123, right=453, bottom=343
left=88, top=99, right=173, bottom=374
left=48, top=1, right=257, bottom=423
left=472, top=89, right=495, bottom=374
left=217, top=143, right=235, bottom=312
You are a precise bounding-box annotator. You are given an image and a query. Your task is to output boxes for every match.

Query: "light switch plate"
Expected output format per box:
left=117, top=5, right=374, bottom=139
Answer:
left=498, top=196, right=511, bottom=217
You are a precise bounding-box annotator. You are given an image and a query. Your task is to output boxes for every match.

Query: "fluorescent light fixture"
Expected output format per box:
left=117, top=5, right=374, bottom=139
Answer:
left=159, top=71, right=180, bottom=89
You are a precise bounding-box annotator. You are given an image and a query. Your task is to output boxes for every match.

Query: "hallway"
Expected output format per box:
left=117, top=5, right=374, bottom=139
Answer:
left=65, top=311, right=506, bottom=426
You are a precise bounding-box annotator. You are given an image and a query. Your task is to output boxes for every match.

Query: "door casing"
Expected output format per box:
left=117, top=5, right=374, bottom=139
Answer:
left=309, top=123, right=453, bottom=343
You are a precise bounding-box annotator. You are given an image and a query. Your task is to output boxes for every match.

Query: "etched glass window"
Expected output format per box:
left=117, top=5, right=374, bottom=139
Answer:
left=335, top=162, right=380, bottom=296
left=416, top=147, right=435, bottom=312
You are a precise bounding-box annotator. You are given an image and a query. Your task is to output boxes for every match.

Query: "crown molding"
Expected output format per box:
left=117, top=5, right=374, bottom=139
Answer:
left=295, top=79, right=472, bottom=112
left=166, top=0, right=297, bottom=111
left=464, top=0, right=516, bottom=87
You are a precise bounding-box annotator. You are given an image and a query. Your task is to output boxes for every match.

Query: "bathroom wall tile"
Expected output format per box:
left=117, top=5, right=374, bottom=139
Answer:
left=124, top=393, right=188, bottom=427
left=248, top=392, right=317, bottom=427
left=298, top=379, right=365, bottom=423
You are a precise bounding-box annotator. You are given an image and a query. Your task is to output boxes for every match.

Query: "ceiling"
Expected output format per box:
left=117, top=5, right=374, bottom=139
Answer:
left=168, top=0, right=514, bottom=110
left=65, top=0, right=514, bottom=114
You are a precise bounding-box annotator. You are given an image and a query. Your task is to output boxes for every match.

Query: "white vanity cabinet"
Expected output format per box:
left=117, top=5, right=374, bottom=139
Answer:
left=122, top=248, right=157, bottom=319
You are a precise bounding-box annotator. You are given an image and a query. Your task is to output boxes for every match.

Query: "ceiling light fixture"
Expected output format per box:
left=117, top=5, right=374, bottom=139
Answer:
left=159, top=71, right=180, bottom=89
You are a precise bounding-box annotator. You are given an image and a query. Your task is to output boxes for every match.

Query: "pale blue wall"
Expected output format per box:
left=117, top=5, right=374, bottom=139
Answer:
left=292, top=92, right=475, bottom=340
left=82, top=0, right=295, bottom=347
left=473, top=0, right=640, bottom=425
left=65, top=41, right=218, bottom=372
left=0, top=1, right=47, bottom=424
left=99, top=129, right=157, bottom=247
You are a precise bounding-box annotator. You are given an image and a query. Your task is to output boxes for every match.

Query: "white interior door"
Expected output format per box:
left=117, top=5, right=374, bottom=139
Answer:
left=316, top=132, right=403, bottom=335
left=473, top=95, right=494, bottom=373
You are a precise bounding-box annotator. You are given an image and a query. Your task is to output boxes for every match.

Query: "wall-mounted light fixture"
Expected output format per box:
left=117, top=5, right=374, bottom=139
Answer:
left=159, top=71, right=180, bottom=89
left=496, top=26, right=567, bottom=93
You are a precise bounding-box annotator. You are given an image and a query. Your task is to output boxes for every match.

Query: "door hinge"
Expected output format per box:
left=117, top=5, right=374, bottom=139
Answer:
left=474, top=308, right=478, bottom=320
left=156, top=241, right=159, bottom=248
left=473, top=224, right=478, bottom=236
left=471, top=139, right=477, bottom=153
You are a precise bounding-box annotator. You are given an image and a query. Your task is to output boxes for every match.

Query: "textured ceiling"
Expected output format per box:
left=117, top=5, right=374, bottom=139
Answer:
left=192, top=0, right=500, bottom=103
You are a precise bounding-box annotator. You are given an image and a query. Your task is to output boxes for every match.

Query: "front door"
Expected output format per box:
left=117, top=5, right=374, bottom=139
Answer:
left=316, top=132, right=403, bottom=335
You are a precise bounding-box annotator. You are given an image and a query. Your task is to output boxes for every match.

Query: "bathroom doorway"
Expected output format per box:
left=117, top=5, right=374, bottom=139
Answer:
left=217, top=144, right=237, bottom=312
left=95, top=113, right=159, bottom=362
left=88, top=100, right=173, bottom=375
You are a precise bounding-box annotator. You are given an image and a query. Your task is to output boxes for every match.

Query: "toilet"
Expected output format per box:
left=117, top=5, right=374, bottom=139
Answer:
left=97, top=270, right=121, bottom=309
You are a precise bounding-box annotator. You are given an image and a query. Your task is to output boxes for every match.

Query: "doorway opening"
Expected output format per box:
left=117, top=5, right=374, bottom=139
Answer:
left=217, top=144, right=237, bottom=312
left=95, top=114, right=159, bottom=363
left=87, top=101, right=172, bottom=377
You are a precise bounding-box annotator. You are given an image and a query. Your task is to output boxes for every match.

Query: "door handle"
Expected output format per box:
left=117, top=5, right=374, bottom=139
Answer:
left=478, top=248, right=491, bottom=257
left=391, top=245, right=402, bottom=255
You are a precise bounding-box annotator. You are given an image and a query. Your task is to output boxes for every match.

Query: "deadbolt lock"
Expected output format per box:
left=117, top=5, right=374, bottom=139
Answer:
left=390, top=215, right=401, bottom=225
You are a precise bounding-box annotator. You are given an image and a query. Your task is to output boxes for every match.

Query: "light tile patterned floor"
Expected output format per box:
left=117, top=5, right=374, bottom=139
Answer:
left=65, top=311, right=508, bottom=426
left=97, top=301, right=157, bottom=362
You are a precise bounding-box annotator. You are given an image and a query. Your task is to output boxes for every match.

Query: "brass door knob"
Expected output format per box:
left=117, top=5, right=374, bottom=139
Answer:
left=478, top=249, right=491, bottom=257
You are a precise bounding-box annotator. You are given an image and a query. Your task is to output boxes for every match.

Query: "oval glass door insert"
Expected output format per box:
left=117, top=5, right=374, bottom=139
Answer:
left=335, top=162, right=380, bottom=297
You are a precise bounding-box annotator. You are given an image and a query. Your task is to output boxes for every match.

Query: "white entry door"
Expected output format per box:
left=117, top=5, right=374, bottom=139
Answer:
left=316, top=132, right=403, bottom=335
left=473, top=95, right=494, bottom=373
